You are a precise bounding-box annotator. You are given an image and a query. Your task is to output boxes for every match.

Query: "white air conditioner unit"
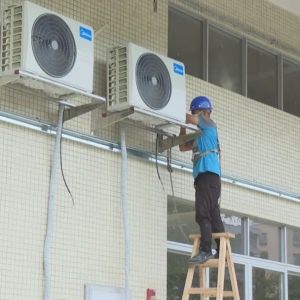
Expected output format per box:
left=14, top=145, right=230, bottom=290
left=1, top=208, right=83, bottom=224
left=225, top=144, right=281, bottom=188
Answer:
left=106, top=42, right=186, bottom=126
left=0, top=1, right=94, bottom=96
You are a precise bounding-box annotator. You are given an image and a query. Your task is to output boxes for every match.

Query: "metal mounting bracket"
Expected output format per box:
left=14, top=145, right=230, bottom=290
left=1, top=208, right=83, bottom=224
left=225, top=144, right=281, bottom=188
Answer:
left=63, top=102, right=105, bottom=122
left=99, top=108, right=135, bottom=128
left=97, top=107, right=202, bottom=152
left=157, top=131, right=202, bottom=153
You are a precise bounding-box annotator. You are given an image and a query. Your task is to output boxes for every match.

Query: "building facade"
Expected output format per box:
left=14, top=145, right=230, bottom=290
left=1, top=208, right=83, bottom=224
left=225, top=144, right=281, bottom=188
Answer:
left=0, top=0, right=300, bottom=299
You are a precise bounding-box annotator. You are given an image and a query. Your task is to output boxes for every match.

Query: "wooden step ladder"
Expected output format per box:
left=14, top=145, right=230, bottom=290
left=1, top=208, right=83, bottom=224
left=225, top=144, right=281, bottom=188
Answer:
left=182, top=232, right=240, bottom=300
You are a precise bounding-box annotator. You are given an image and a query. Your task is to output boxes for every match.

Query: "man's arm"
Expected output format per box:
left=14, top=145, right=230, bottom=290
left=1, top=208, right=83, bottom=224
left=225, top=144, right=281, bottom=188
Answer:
left=178, top=126, right=192, bottom=152
left=179, top=113, right=201, bottom=152
left=186, top=113, right=199, bottom=126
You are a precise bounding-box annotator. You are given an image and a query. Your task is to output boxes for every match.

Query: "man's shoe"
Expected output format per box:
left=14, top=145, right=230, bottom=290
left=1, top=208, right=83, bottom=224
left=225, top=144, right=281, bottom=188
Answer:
left=188, top=250, right=214, bottom=264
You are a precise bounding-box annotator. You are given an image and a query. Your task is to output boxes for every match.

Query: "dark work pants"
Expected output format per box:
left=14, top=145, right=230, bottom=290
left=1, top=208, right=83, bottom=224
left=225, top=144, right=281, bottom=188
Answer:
left=194, top=172, right=225, bottom=253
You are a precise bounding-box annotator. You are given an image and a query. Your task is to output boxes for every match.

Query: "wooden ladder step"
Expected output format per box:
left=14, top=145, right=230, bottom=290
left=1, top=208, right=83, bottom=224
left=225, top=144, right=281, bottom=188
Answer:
left=189, top=232, right=235, bottom=239
left=194, top=259, right=228, bottom=268
left=188, top=288, right=234, bottom=297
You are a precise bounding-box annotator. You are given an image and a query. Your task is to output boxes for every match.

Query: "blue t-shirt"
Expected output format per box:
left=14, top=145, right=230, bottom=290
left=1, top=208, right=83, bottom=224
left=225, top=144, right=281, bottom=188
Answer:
left=190, top=115, right=221, bottom=179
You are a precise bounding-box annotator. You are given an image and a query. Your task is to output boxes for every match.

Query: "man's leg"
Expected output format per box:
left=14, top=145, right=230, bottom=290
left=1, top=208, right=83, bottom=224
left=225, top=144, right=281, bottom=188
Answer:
left=189, top=173, right=214, bottom=264
left=209, top=175, right=225, bottom=257
left=211, top=204, right=225, bottom=256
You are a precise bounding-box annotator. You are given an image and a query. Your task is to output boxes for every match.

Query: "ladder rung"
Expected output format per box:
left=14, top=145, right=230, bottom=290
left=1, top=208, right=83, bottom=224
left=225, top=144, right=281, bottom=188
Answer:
left=193, top=259, right=228, bottom=268
left=189, top=232, right=235, bottom=239
left=188, top=288, right=234, bottom=297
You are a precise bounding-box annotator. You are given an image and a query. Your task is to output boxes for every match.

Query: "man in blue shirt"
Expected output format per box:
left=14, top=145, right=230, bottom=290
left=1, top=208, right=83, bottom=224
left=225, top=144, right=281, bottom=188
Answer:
left=179, top=96, right=225, bottom=264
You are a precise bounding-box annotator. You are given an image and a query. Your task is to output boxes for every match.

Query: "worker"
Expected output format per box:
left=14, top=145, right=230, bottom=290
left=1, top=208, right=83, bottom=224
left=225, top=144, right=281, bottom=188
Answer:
left=179, top=96, right=225, bottom=264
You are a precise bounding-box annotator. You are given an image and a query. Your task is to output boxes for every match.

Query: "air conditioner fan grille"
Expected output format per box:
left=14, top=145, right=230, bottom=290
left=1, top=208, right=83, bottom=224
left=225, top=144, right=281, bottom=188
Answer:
left=31, top=13, right=76, bottom=78
left=135, top=53, right=172, bottom=110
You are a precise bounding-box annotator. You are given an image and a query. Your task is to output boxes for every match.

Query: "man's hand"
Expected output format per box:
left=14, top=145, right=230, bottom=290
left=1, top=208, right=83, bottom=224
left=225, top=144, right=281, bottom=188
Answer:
left=179, top=126, right=192, bottom=152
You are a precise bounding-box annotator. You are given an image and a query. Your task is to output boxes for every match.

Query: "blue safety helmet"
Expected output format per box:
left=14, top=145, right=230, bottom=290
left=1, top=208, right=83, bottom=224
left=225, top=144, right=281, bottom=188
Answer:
left=190, top=96, right=212, bottom=112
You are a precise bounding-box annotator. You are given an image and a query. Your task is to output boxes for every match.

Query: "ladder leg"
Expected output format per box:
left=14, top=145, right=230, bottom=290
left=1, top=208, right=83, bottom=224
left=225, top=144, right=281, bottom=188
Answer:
left=216, top=237, right=226, bottom=300
left=226, top=239, right=240, bottom=300
left=182, top=265, right=195, bottom=300
left=182, top=238, right=200, bottom=300
left=199, top=266, right=206, bottom=300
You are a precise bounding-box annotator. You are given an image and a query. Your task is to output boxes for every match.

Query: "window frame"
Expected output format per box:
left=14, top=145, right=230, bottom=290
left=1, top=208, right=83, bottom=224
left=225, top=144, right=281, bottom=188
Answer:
left=167, top=202, right=300, bottom=300
left=168, top=4, right=300, bottom=118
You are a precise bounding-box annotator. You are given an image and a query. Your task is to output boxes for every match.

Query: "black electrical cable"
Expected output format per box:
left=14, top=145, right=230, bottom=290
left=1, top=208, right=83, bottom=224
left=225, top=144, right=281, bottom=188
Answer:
left=167, top=147, right=190, bottom=243
left=155, top=134, right=165, bottom=190
left=153, top=0, right=158, bottom=12
left=60, top=108, right=75, bottom=205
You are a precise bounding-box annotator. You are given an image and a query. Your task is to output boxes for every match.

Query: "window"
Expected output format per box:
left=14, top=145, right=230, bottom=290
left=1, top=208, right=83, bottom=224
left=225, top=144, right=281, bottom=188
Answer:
left=168, top=6, right=203, bottom=79
left=249, top=219, right=281, bottom=262
left=247, top=45, right=278, bottom=108
left=283, top=60, right=300, bottom=118
left=168, top=5, right=300, bottom=120
left=252, top=268, right=282, bottom=300
left=167, top=197, right=244, bottom=253
left=167, top=197, right=197, bottom=245
left=208, top=27, right=242, bottom=94
left=287, top=228, right=300, bottom=265
left=167, top=206, right=300, bottom=300
left=212, top=213, right=244, bottom=254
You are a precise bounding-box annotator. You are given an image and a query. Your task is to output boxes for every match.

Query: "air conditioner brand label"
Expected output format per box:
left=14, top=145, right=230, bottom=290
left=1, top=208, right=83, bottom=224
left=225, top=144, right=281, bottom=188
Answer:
left=173, top=63, right=184, bottom=75
left=80, top=26, right=92, bottom=41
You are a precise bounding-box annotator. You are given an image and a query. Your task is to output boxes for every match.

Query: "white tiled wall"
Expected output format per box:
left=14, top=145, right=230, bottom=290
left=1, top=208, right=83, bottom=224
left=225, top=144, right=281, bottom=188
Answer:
left=1, top=0, right=300, bottom=299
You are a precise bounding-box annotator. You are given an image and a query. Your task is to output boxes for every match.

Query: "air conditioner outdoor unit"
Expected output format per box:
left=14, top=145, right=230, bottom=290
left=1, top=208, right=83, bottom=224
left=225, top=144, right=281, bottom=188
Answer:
left=0, top=1, right=94, bottom=96
left=106, top=42, right=186, bottom=126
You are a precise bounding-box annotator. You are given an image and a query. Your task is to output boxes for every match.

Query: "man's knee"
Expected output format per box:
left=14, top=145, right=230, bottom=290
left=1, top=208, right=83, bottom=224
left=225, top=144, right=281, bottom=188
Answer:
left=196, top=217, right=210, bottom=228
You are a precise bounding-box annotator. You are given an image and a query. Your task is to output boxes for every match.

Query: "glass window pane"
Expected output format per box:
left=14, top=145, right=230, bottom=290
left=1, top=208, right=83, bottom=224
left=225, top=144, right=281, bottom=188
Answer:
left=287, top=227, right=300, bottom=265
left=288, top=274, right=300, bottom=299
left=212, top=213, right=244, bottom=254
left=283, top=60, right=300, bottom=118
left=252, top=268, right=282, bottom=300
left=167, top=197, right=243, bottom=254
left=168, top=6, right=203, bottom=79
left=167, top=197, right=196, bottom=245
left=249, top=219, right=281, bottom=262
left=247, top=45, right=278, bottom=108
left=209, top=264, right=245, bottom=300
left=167, top=252, right=200, bottom=300
left=208, top=26, right=242, bottom=94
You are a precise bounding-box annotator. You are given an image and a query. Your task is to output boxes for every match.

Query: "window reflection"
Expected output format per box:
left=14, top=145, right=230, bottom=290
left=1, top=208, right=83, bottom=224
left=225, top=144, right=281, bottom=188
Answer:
left=167, top=252, right=200, bottom=300
left=252, top=268, right=282, bottom=300
left=209, top=264, right=245, bottom=300
left=283, top=60, right=300, bottom=118
left=208, top=26, right=242, bottom=94
left=167, top=197, right=243, bottom=253
left=247, top=45, right=278, bottom=108
left=287, top=228, right=300, bottom=266
left=249, top=219, right=281, bottom=262
left=288, top=274, right=300, bottom=300
left=168, top=6, right=203, bottom=79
